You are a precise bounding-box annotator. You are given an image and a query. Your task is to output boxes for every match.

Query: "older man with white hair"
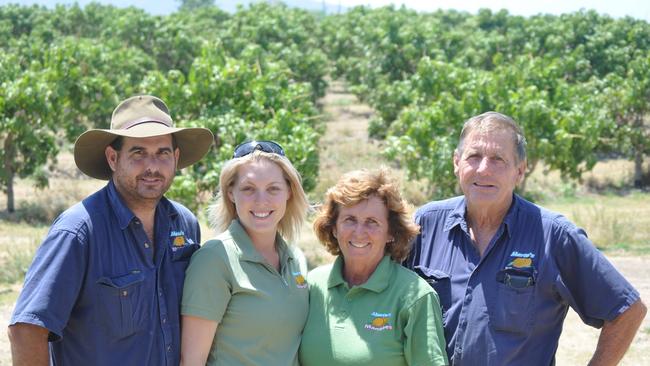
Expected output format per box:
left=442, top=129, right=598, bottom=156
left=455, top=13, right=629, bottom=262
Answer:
left=406, top=111, right=646, bottom=366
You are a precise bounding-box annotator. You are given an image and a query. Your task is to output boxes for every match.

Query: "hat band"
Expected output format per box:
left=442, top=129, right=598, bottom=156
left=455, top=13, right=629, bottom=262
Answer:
left=120, top=117, right=172, bottom=130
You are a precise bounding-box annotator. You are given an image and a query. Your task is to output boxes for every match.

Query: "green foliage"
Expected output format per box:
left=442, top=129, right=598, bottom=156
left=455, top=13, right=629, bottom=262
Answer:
left=0, top=3, right=327, bottom=211
left=324, top=6, right=650, bottom=197
left=141, top=42, right=322, bottom=206
left=2, top=2, right=650, bottom=209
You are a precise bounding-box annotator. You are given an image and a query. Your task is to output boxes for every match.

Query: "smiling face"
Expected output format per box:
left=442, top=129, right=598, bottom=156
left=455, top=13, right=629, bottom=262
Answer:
left=228, top=159, right=291, bottom=242
left=333, top=195, right=392, bottom=271
left=106, top=135, right=179, bottom=209
left=453, top=129, right=526, bottom=211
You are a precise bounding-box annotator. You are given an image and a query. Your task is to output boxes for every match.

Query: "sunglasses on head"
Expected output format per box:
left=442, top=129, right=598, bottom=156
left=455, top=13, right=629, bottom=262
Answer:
left=232, top=140, right=286, bottom=158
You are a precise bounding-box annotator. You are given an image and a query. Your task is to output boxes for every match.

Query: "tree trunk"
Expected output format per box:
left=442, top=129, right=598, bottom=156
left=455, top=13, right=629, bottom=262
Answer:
left=633, top=149, right=643, bottom=188
left=633, top=114, right=644, bottom=188
left=3, top=134, right=15, bottom=213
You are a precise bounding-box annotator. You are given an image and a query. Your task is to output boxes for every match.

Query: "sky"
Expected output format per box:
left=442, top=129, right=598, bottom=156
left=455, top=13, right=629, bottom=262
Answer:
left=1, top=0, right=649, bottom=22
left=348, top=0, right=650, bottom=21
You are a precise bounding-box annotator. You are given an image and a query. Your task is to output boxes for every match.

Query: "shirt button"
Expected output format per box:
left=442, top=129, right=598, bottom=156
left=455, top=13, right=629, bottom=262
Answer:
left=144, top=243, right=150, bottom=248
left=122, top=290, right=128, bottom=296
left=162, top=318, right=167, bottom=323
left=159, top=291, right=163, bottom=297
left=167, top=346, right=171, bottom=352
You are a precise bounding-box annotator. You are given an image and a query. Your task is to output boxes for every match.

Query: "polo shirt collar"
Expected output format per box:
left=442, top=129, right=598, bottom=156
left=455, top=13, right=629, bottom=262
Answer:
left=106, top=179, right=178, bottom=230
left=327, top=255, right=394, bottom=293
left=227, top=219, right=293, bottom=263
left=443, top=194, right=519, bottom=239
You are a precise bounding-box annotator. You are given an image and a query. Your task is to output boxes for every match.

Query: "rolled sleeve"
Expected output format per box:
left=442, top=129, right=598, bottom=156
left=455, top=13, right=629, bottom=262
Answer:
left=11, top=227, right=88, bottom=341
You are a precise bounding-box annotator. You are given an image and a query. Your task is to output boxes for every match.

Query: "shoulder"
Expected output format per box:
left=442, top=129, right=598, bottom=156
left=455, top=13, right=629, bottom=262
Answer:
left=163, top=198, right=199, bottom=223
left=194, top=237, right=231, bottom=260
left=46, top=198, right=98, bottom=243
left=392, top=263, right=434, bottom=298
left=416, top=196, right=463, bottom=219
left=514, top=195, right=580, bottom=234
left=186, top=238, right=234, bottom=282
left=307, top=263, right=335, bottom=286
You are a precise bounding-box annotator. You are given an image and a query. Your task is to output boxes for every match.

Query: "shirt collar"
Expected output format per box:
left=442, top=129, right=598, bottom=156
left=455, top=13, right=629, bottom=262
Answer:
left=443, top=196, right=469, bottom=233
left=501, top=194, right=522, bottom=238
left=443, top=194, right=519, bottom=238
left=327, top=254, right=394, bottom=293
left=106, top=179, right=177, bottom=230
left=227, top=219, right=293, bottom=263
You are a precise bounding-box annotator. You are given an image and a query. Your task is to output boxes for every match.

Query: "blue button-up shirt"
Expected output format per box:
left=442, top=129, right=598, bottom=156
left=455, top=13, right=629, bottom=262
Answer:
left=405, top=194, right=639, bottom=366
left=11, top=180, right=201, bottom=366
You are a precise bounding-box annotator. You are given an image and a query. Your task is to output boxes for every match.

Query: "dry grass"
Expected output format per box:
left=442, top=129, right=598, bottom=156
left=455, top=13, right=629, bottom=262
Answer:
left=525, top=158, right=650, bottom=255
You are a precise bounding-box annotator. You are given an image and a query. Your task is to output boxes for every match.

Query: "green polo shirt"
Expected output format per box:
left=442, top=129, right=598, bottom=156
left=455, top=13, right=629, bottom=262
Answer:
left=299, top=255, right=448, bottom=366
left=181, top=220, right=309, bottom=366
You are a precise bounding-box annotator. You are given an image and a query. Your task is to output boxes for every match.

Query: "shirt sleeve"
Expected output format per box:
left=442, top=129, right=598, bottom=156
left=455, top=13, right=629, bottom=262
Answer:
left=10, top=227, right=88, bottom=341
left=402, top=292, right=449, bottom=366
left=181, top=241, right=232, bottom=323
left=552, top=223, right=640, bottom=328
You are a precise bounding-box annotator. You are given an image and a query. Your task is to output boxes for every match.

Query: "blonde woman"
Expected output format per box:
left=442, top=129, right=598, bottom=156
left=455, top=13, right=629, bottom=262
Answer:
left=180, top=141, right=310, bottom=366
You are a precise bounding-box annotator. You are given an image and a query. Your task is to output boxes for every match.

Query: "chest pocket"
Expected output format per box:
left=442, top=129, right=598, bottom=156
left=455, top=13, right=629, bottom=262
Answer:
left=488, top=280, right=536, bottom=335
left=414, top=266, right=451, bottom=324
left=96, top=271, right=145, bottom=339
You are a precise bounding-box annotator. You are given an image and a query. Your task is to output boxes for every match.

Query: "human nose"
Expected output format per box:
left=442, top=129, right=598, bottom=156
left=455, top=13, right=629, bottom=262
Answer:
left=476, top=157, right=491, bottom=174
left=253, top=190, right=268, bottom=203
left=351, top=222, right=369, bottom=236
left=142, top=156, right=166, bottom=173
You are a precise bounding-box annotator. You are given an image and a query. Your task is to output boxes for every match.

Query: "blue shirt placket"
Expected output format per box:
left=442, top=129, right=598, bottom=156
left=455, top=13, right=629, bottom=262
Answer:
left=452, top=220, right=507, bottom=362
left=153, top=208, right=175, bottom=366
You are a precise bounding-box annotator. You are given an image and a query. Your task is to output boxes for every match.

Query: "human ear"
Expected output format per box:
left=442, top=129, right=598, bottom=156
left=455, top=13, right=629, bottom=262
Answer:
left=453, top=152, right=460, bottom=177
left=105, top=146, right=118, bottom=172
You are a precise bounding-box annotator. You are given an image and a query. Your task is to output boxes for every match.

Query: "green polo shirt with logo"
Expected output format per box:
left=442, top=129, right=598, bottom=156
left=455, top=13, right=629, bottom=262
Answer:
left=181, top=220, right=309, bottom=366
left=299, top=255, right=448, bottom=366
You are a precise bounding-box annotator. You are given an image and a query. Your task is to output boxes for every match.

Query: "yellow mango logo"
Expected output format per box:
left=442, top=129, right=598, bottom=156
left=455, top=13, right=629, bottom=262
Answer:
left=511, top=257, right=532, bottom=268
left=293, top=272, right=307, bottom=288
left=365, top=312, right=393, bottom=331
left=295, top=274, right=306, bottom=286
left=173, top=236, right=185, bottom=247
left=371, top=317, right=389, bottom=327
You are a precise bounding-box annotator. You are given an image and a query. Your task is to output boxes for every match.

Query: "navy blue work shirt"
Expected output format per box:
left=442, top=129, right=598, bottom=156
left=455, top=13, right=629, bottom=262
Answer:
left=10, top=180, right=201, bottom=366
left=405, top=194, right=640, bottom=366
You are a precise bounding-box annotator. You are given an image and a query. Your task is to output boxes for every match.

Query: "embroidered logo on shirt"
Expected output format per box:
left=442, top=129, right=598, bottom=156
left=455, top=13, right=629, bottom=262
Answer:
left=170, top=230, right=194, bottom=251
left=364, top=312, right=393, bottom=331
left=507, top=251, right=535, bottom=269
left=292, top=271, right=307, bottom=288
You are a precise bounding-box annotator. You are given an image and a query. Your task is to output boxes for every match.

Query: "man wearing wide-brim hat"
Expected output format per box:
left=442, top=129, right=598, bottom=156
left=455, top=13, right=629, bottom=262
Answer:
left=8, top=95, right=213, bottom=366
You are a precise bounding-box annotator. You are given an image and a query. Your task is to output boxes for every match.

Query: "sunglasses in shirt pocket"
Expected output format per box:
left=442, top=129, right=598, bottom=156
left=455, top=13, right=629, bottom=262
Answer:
left=413, top=265, right=451, bottom=325
left=489, top=267, right=536, bottom=334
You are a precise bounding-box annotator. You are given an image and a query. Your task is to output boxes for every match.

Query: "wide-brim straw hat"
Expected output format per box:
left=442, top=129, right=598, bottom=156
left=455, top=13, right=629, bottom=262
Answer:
left=74, top=95, right=213, bottom=180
